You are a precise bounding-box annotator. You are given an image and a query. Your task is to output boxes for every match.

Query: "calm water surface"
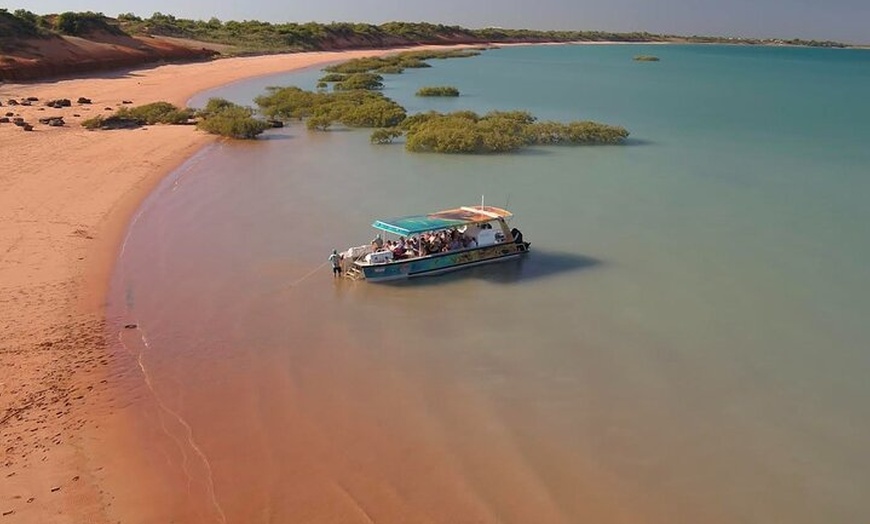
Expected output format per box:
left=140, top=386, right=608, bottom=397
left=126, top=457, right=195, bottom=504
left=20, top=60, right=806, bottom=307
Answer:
left=112, top=45, right=870, bottom=523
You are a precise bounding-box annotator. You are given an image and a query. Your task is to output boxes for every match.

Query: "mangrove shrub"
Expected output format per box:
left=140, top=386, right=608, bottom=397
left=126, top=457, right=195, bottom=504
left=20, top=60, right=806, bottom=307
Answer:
left=196, top=97, right=269, bottom=139
left=116, top=101, right=193, bottom=124
left=401, top=110, right=628, bottom=153
left=333, top=72, right=384, bottom=91
left=370, top=128, right=403, bottom=144
left=256, top=87, right=405, bottom=129
left=416, top=86, right=460, bottom=97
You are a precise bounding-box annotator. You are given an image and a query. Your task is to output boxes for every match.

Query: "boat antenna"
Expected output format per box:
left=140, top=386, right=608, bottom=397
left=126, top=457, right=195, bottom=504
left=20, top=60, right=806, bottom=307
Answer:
left=481, top=194, right=485, bottom=210
left=505, top=193, right=511, bottom=209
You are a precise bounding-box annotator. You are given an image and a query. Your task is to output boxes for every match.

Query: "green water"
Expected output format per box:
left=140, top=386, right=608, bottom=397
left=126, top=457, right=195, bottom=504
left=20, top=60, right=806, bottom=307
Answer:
left=117, top=45, right=870, bottom=522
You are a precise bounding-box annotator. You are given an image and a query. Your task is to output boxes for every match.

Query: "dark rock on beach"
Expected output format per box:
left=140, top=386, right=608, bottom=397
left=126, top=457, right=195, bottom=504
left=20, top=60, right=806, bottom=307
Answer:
left=45, top=99, right=72, bottom=108
left=38, top=116, right=65, bottom=126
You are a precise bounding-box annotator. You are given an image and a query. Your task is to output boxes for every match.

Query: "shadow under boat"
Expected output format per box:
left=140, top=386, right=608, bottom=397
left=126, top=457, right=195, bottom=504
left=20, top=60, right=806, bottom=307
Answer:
left=374, top=248, right=603, bottom=287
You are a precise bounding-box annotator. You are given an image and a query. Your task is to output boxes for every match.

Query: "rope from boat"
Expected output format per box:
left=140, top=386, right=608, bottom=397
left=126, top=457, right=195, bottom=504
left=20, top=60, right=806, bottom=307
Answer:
left=285, top=260, right=330, bottom=289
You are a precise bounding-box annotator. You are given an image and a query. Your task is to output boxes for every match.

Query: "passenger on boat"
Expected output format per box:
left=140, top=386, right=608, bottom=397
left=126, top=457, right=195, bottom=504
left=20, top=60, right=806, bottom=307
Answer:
left=511, top=228, right=524, bottom=244
left=372, top=233, right=384, bottom=251
left=430, top=235, right=443, bottom=253
left=390, top=237, right=407, bottom=259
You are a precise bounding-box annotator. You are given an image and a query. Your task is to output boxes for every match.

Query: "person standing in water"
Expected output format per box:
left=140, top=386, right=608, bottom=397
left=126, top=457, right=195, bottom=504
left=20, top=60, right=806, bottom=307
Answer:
left=328, top=249, right=342, bottom=277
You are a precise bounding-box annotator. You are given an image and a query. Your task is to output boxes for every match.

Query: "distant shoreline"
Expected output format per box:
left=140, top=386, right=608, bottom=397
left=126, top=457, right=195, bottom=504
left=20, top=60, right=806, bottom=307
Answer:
left=4, top=37, right=864, bottom=83
left=4, top=35, right=864, bottom=82
left=1, top=11, right=861, bottom=82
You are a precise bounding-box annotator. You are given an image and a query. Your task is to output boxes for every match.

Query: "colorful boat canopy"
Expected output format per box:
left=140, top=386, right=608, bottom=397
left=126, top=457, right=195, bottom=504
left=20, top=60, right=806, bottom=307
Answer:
left=372, top=206, right=513, bottom=236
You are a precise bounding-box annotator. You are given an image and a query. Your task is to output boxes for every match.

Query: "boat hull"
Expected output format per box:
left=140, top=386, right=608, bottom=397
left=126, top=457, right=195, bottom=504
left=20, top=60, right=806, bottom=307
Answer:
left=357, top=242, right=530, bottom=282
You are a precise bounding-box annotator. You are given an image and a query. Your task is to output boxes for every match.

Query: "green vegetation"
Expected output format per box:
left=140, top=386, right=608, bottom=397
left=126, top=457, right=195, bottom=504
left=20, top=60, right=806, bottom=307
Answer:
left=0, top=9, right=125, bottom=38
left=255, top=87, right=406, bottom=130
left=391, top=110, right=628, bottom=153
left=196, top=98, right=270, bottom=139
left=81, top=102, right=191, bottom=129
left=81, top=115, right=103, bottom=129
left=116, top=101, right=193, bottom=124
left=81, top=114, right=144, bottom=130
left=525, top=120, right=630, bottom=145
left=72, top=41, right=629, bottom=150
left=416, top=86, right=460, bottom=97
left=322, top=49, right=481, bottom=75
left=318, top=73, right=347, bottom=83
left=401, top=111, right=530, bottom=153
left=254, top=47, right=628, bottom=154
left=322, top=56, right=427, bottom=75
left=52, top=11, right=126, bottom=36
left=633, top=55, right=660, bottom=61
left=370, top=128, right=404, bottom=144
left=0, top=9, right=51, bottom=37
left=333, top=72, right=384, bottom=91
left=80, top=99, right=268, bottom=139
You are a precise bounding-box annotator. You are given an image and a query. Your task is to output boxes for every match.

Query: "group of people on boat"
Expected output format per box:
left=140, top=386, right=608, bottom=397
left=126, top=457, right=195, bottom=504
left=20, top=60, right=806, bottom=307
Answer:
left=371, top=228, right=479, bottom=260
left=328, top=228, right=481, bottom=278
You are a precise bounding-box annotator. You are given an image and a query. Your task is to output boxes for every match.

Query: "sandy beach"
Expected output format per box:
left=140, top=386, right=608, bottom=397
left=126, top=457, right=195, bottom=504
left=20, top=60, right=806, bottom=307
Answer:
left=0, top=46, right=471, bottom=523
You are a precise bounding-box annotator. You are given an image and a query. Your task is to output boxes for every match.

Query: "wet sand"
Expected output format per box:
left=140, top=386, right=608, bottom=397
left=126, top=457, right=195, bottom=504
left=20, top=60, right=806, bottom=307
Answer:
left=0, top=46, right=477, bottom=523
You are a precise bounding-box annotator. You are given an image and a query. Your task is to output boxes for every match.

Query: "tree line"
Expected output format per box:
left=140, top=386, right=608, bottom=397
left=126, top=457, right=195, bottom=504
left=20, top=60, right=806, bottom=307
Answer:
left=2, top=9, right=849, bottom=51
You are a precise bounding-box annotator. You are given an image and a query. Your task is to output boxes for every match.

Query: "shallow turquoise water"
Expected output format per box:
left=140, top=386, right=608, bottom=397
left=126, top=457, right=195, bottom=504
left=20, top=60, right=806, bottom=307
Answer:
left=118, top=45, right=870, bottom=522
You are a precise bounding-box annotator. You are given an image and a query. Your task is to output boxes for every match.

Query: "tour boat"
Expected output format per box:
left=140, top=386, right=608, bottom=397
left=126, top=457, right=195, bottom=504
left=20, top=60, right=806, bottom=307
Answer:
left=340, top=205, right=530, bottom=282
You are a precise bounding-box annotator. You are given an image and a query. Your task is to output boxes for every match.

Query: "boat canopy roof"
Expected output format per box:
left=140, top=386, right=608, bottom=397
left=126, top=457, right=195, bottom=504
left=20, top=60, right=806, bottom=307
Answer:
left=372, top=206, right=513, bottom=236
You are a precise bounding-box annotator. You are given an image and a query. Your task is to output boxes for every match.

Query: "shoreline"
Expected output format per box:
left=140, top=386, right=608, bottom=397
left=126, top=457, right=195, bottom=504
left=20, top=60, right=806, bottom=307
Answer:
left=0, top=44, right=481, bottom=523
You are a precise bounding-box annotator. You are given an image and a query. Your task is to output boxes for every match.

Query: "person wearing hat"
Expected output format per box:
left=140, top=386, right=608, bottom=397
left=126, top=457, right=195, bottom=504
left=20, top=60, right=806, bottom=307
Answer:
left=328, top=249, right=343, bottom=277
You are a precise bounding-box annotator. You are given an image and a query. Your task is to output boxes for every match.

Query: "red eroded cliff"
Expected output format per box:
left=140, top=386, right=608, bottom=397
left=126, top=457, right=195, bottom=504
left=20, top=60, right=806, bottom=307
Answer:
left=0, top=32, right=219, bottom=81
